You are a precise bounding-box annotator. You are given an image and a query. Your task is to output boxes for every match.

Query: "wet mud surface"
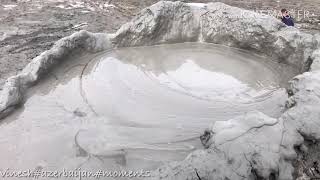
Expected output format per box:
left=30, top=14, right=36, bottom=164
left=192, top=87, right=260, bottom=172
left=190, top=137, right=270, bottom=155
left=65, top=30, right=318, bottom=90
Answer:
left=0, top=43, right=299, bottom=178
left=0, top=0, right=319, bottom=89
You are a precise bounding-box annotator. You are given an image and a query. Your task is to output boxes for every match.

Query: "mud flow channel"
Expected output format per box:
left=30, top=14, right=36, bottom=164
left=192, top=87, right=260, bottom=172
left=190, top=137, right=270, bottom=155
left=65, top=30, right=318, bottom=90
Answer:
left=0, top=43, right=298, bottom=177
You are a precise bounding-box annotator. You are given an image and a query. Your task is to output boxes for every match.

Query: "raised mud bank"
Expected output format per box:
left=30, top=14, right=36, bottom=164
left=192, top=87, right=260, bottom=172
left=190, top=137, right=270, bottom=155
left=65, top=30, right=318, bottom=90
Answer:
left=0, top=1, right=320, bottom=180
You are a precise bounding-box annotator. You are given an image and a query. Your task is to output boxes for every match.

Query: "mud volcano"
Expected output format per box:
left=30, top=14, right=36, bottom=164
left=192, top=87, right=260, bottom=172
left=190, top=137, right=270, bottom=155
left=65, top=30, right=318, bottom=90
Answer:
left=0, top=42, right=297, bottom=171
left=0, top=1, right=320, bottom=180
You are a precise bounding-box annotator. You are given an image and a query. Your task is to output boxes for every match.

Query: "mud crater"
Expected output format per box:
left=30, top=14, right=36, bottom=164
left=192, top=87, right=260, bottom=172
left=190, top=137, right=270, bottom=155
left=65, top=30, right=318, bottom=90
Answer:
left=0, top=43, right=299, bottom=173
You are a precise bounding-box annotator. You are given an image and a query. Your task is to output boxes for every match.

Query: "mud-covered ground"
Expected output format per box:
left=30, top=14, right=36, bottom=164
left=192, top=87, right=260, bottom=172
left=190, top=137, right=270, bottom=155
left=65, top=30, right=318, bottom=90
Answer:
left=0, top=0, right=319, bottom=88
left=0, top=0, right=320, bottom=88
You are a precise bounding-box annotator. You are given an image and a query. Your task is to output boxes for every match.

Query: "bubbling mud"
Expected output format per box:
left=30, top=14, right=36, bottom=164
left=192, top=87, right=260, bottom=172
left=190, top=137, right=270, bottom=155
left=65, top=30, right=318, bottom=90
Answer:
left=0, top=43, right=298, bottom=178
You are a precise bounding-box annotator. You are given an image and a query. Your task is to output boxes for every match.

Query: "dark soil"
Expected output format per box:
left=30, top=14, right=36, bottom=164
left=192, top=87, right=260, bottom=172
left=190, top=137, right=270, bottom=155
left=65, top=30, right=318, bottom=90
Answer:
left=294, top=140, right=320, bottom=180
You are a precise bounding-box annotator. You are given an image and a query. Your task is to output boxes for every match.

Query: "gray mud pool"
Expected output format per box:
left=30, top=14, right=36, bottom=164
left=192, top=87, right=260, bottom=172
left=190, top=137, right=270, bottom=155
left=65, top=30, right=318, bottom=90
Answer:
left=0, top=43, right=298, bottom=177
